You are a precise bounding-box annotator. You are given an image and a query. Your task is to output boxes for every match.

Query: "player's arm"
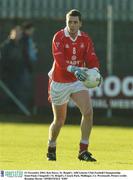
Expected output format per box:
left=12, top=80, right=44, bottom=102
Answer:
left=85, top=37, right=100, bottom=70
left=52, top=34, right=67, bottom=69
left=84, top=38, right=103, bottom=85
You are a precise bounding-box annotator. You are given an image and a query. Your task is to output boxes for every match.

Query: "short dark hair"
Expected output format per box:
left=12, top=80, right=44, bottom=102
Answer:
left=21, top=22, right=34, bottom=30
left=66, top=9, right=82, bottom=21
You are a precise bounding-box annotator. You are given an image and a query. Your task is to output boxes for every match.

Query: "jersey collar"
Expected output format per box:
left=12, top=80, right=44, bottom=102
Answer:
left=64, top=27, right=81, bottom=42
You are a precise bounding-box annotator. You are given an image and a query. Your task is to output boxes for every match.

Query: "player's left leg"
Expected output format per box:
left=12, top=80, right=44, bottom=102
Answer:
left=71, top=90, right=96, bottom=161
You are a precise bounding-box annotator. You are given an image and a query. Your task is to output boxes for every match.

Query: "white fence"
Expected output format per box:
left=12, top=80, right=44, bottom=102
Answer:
left=0, top=0, right=133, bottom=20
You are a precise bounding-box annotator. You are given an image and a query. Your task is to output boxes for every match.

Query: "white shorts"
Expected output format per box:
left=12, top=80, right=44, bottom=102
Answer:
left=49, top=80, right=88, bottom=105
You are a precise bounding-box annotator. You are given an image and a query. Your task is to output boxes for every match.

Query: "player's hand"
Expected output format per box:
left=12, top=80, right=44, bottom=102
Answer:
left=74, top=69, right=87, bottom=81
left=67, top=65, right=88, bottom=81
left=67, top=65, right=88, bottom=73
left=67, top=65, right=79, bottom=73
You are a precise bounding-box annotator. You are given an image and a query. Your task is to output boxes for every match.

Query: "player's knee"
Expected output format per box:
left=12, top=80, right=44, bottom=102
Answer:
left=53, top=118, right=65, bottom=127
left=83, top=107, right=93, bottom=118
left=56, top=121, right=64, bottom=128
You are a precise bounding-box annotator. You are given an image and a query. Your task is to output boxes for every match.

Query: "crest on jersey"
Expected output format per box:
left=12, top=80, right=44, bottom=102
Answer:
left=80, top=43, right=85, bottom=48
left=65, top=44, right=69, bottom=48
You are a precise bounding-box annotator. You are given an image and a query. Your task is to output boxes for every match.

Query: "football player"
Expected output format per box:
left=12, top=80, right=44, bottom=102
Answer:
left=47, top=9, right=100, bottom=161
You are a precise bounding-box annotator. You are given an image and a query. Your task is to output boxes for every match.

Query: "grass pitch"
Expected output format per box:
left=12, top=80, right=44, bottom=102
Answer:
left=0, top=121, right=133, bottom=170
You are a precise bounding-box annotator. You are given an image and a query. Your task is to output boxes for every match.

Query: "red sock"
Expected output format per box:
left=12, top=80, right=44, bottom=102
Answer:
left=79, top=143, right=88, bottom=153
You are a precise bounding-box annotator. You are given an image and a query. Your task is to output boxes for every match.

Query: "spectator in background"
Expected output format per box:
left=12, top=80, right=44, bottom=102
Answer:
left=21, top=21, right=38, bottom=72
left=21, top=21, right=38, bottom=109
left=0, top=26, right=24, bottom=103
left=0, top=23, right=38, bottom=111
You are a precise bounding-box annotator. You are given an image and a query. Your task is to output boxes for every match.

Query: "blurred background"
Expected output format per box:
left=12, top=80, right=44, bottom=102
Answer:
left=0, top=0, right=133, bottom=125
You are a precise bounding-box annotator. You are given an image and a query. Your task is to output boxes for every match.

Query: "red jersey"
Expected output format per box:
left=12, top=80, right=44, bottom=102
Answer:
left=48, top=27, right=100, bottom=83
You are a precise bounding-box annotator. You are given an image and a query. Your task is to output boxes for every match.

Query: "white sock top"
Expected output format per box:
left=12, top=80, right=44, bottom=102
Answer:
left=80, top=140, right=89, bottom=145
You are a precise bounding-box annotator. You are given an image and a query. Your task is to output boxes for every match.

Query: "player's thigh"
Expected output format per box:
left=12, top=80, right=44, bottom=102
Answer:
left=49, top=81, right=71, bottom=105
left=71, top=90, right=93, bottom=115
left=52, top=103, right=67, bottom=123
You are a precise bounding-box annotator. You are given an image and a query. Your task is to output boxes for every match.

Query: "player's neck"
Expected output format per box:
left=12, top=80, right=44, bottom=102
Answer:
left=69, top=32, right=77, bottom=40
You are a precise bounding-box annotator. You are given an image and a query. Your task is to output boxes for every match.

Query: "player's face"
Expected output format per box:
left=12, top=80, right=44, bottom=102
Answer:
left=66, top=16, right=81, bottom=38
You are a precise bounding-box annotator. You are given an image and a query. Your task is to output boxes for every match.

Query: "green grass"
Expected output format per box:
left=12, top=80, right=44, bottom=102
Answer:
left=0, top=122, right=133, bottom=170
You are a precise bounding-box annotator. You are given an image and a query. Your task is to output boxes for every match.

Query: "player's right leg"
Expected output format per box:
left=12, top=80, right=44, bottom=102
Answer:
left=47, top=103, right=67, bottom=161
left=47, top=80, right=69, bottom=160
